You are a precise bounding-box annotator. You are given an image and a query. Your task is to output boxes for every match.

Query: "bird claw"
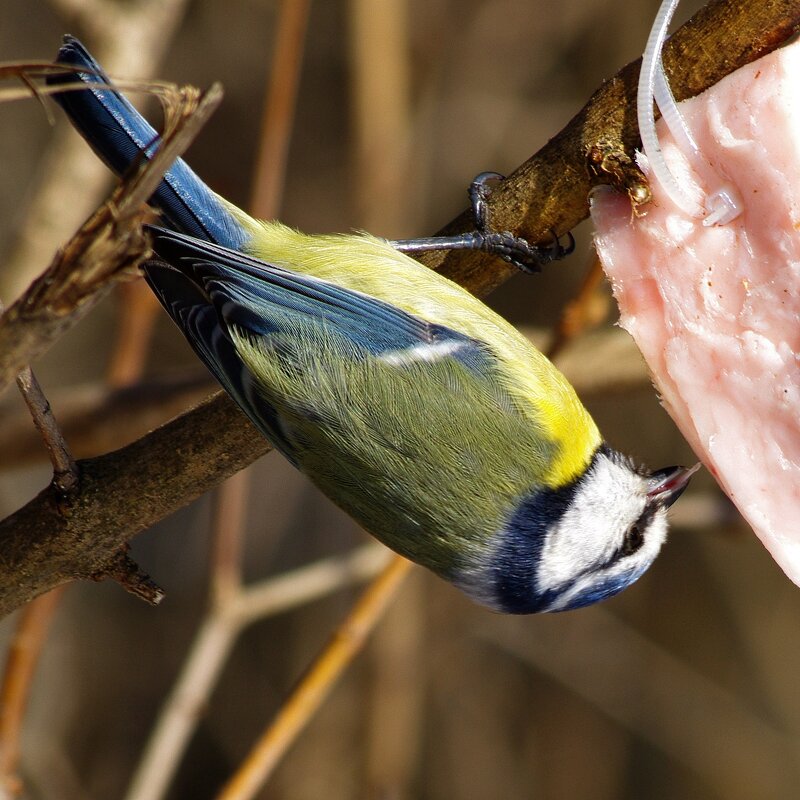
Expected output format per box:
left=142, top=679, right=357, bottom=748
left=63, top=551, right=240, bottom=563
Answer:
left=388, top=174, right=576, bottom=273
left=467, top=174, right=575, bottom=273
left=476, top=228, right=575, bottom=273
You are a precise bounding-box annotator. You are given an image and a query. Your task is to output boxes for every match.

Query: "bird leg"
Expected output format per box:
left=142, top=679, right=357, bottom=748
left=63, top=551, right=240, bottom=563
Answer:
left=388, top=172, right=575, bottom=273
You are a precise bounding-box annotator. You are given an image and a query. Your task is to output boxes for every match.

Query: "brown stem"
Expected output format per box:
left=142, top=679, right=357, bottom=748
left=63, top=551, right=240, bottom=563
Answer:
left=249, top=0, right=313, bottom=219
left=0, top=587, right=66, bottom=795
left=15, top=367, right=80, bottom=495
left=216, top=556, right=412, bottom=800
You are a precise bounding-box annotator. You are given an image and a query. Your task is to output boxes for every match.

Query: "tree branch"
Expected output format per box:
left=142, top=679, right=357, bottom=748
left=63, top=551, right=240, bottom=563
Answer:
left=0, top=392, right=266, bottom=614
left=0, top=81, right=223, bottom=396
left=0, top=0, right=798, bottom=616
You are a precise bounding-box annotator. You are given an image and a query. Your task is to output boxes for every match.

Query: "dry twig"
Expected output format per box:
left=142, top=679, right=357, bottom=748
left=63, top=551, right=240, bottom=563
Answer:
left=0, top=587, right=66, bottom=798
left=0, top=81, right=223, bottom=396
left=13, top=368, right=79, bottom=495
left=216, top=556, right=412, bottom=800
left=123, top=544, right=390, bottom=800
left=2, top=0, right=191, bottom=300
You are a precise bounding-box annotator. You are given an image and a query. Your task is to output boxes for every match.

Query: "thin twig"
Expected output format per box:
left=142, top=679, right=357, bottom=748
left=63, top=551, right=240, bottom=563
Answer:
left=249, top=0, right=312, bottom=219
left=0, top=391, right=267, bottom=617
left=14, top=368, right=79, bottom=495
left=546, top=252, right=610, bottom=361
left=123, top=544, right=390, bottom=800
left=0, top=293, right=79, bottom=494
left=216, top=555, right=412, bottom=800
left=0, top=586, right=66, bottom=797
left=118, top=85, right=225, bottom=220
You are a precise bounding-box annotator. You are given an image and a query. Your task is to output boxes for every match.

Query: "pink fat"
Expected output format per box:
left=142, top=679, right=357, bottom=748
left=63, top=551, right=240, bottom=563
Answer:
left=592, top=40, right=800, bottom=586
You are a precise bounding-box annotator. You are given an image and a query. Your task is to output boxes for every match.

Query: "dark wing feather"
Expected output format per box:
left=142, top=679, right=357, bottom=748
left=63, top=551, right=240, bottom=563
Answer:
left=148, top=228, right=486, bottom=358
left=47, top=36, right=248, bottom=249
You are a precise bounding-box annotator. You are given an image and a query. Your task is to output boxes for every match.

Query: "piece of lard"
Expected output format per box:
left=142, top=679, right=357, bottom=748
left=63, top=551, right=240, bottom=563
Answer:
left=591, top=41, right=800, bottom=586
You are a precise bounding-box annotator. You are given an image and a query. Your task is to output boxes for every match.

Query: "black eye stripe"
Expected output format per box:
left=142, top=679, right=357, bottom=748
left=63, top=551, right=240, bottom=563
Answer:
left=620, top=504, right=659, bottom=557
left=638, top=504, right=659, bottom=530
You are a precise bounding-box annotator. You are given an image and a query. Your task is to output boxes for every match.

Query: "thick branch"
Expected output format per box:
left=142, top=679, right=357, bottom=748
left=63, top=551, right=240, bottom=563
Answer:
left=0, top=0, right=797, bottom=616
left=0, top=393, right=267, bottom=611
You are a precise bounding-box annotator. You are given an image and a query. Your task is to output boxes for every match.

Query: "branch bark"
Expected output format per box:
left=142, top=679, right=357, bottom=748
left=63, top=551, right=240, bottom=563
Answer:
left=0, top=82, right=223, bottom=396
left=0, top=392, right=266, bottom=610
left=0, top=0, right=798, bottom=616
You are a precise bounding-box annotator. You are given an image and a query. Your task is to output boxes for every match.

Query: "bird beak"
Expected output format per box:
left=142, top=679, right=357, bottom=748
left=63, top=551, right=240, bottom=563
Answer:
left=647, top=463, right=702, bottom=508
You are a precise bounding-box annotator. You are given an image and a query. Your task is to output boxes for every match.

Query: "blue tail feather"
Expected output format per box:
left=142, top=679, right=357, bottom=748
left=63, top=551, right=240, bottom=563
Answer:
left=47, top=35, right=249, bottom=250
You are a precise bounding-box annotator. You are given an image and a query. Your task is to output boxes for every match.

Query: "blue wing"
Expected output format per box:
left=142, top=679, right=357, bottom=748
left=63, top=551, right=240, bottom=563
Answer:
left=144, top=228, right=492, bottom=459
left=47, top=36, right=249, bottom=250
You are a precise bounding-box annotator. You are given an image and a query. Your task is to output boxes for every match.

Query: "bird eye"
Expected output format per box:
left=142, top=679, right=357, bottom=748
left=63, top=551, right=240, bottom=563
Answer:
left=621, top=523, right=644, bottom=556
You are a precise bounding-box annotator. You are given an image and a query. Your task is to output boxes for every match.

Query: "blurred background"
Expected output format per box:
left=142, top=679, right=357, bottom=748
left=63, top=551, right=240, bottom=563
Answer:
left=2, top=0, right=800, bottom=798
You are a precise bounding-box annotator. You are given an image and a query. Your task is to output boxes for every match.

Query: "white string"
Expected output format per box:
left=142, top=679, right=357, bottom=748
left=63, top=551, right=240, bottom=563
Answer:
left=653, top=60, right=701, bottom=163
left=637, top=0, right=743, bottom=225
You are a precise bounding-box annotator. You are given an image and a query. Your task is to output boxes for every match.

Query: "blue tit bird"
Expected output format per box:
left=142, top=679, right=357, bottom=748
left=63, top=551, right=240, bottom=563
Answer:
left=47, top=36, right=696, bottom=613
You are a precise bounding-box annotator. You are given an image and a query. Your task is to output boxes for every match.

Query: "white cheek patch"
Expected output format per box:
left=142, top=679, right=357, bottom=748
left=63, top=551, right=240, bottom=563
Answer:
left=543, top=510, right=669, bottom=612
left=378, top=339, right=466, bottom=367
left=536, top=455, right=653, bottom=594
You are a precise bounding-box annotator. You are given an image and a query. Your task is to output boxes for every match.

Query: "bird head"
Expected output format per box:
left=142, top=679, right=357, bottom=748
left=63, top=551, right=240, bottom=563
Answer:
left=480, top=447, right=698, bottom=613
